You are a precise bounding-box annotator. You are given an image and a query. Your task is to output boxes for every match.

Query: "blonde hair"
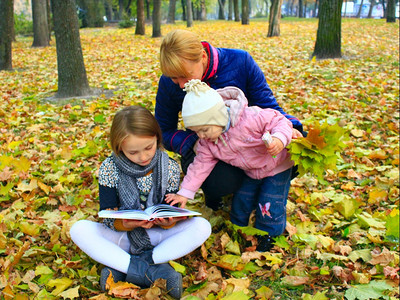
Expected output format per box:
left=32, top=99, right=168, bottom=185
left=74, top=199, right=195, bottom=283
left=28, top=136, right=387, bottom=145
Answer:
left=160, top=29, right=204, bottom=78
left=110, top=106, right=162, bottom=155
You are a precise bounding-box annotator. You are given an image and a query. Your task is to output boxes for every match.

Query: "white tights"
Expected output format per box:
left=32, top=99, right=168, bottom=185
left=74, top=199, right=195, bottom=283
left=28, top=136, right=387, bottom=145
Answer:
left=70, top=217, right=211, bottom=274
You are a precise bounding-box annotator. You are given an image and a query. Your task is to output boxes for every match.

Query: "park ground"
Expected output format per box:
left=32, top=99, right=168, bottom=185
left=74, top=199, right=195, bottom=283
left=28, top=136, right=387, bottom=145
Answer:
left=0, top=18, right=399, bottom=299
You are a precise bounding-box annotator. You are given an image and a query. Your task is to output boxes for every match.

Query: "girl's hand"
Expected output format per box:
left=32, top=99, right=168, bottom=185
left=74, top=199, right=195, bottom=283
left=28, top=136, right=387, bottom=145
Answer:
left=266, top=137, right=284, bottom=157
left=153, top=216, right=188, bottom=227
left=122, top=219, right=154, bottom=230
left=165, top=194, right=188, bottom=208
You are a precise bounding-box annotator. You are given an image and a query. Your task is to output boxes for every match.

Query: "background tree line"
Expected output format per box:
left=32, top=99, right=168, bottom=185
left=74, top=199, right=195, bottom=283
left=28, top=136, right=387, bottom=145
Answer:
left=0, top=0, right=398, bottom=98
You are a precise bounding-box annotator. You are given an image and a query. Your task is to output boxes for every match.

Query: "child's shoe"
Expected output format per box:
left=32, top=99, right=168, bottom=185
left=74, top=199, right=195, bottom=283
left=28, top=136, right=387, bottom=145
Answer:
left=126, top=251, right=182, bottom=299
left=256, top=235, right=274, bottom=252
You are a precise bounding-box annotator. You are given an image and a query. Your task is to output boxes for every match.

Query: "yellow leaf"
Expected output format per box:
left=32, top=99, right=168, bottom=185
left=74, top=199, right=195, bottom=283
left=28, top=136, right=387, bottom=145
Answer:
left=58, top=286, right=80, bottom=299
left=20, top=222, right=41, bottom=236
left=8, top=141, right=23, bottom=150
left=225, top=277, right=251, bottom=292
left=0, top=155, right=13, bottom=169
left=37, top=181, right=51, bottom=195
left=47, top=278, right=73, bottom=296
left=17, top=179, right=38, bottom=193
left=12, top=157, right=31, bottom=173
left=350, top=129, right=365, bottom=138
left=368, top=188, right=387, bottom=204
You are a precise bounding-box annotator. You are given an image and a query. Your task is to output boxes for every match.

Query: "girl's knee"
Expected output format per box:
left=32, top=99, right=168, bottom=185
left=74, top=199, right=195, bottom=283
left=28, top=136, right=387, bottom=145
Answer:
left=70, top=220, right=95, bottom=242
left=192, top=217, right=212, bottom=239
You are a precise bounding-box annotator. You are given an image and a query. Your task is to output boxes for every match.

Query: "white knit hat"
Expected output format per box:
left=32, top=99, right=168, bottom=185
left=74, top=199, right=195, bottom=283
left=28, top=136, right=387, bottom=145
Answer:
left=182, top=79, right=229, bottom=128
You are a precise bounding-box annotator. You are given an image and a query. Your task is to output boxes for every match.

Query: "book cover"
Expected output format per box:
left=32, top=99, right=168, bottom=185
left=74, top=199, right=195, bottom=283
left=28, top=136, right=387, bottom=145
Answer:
left=98, top=204, right=201, bottom=221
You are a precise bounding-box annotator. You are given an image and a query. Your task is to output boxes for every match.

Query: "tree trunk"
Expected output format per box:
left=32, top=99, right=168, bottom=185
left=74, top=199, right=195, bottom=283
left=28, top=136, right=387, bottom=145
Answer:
left=233, top=0, right=240, bottom=21
left=119, top=0, right=124, bottom=19
left=104, top=0, right=113, bottom=21
left=386, top=0, right=396, bottom=22
left=298, top=0, right=304, bottom=17
left=167, top=0, right=176, bottom=23
left=51, top=0, right=90, bottom=98
left=46, top=0, right=51, bottom=40
left=312, top=0, right=343, bottom=59
left=314, top=0, right=318, bottom=17
left=0, top=0, right=13, bottom=71
left=381, top=0, right=386, bottom=17
left=268, top=0, right=283, bottom=37
left=228, top=0, right=233, bottom=20
left=290, top=0, right=294, bottom=16
left=367, top=0, right=375, bottom=18
left=136, top=0, right=145, bottom=34
left=200, top=0, right=207, bottom=20
left=152, top=0, right=162, bottom=37
left=218, top=0, right=226, bottom=19
left=242, top=0, right=249, bottom=24
left=186, top=0, right=193, bottom=26
left=356, top=0, right=364, bottom=18
left=32, top=0, right=50, bottom=47
left=181, top=0, right=186, bottom=20
left=146, top=0, right=151, bottom=21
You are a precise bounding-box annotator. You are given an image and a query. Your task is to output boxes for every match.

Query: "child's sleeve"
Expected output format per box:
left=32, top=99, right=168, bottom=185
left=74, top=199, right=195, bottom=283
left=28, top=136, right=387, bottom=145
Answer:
left=178, top=142, right=218, bottom=199
left=166, top=158, right=181, bottom=194
left=98, top=157, right=120, bottom=230
left=257, top=109, right=293, bottom=147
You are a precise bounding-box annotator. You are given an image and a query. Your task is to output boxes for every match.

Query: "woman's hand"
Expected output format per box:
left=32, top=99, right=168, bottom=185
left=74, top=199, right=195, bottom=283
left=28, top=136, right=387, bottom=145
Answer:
left=165, top=194, right=188, bottom=208
left=122, top=219, right=154, bottom=230
left=292, top=128, right=303, bottom=139
left=266, top=137, right=284, bottom=157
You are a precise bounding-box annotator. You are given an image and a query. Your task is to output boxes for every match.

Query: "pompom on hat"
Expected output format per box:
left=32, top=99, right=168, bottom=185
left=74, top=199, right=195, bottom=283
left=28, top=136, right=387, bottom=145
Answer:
left=182, top=79, right=229, bottom=128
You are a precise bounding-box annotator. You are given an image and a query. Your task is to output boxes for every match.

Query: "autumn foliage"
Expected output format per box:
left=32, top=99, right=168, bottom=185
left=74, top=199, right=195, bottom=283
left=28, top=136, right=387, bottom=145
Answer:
left=0, top=19, right=399, bottom=299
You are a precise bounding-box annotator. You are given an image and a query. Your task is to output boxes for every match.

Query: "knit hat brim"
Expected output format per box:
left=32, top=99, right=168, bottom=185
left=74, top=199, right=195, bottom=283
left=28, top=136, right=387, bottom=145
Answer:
left=183, top=101, right=229, bottom=128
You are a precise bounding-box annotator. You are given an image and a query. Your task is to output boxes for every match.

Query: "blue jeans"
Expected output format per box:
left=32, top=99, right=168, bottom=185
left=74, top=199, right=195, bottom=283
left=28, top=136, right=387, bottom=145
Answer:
left=230, top=168, right=292, bottom=237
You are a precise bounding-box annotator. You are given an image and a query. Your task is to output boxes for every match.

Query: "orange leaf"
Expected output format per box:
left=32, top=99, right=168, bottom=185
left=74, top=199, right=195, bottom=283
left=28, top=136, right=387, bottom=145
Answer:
left=306, top=127, right=326, bottom=149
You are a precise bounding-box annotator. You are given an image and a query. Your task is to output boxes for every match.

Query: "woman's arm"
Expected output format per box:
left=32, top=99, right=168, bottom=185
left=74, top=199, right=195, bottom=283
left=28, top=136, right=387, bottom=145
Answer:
left=155, top=76, right=199, bottom=155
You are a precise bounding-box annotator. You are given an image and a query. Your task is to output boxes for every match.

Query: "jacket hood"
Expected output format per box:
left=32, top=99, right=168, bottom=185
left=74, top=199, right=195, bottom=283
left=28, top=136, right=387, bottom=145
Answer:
left=216, top=86, right=248, bottom=127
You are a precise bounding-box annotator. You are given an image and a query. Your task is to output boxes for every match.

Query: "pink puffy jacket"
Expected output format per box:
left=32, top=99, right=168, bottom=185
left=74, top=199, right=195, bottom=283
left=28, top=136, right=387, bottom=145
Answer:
left=178, top=86, right=294, bottom=199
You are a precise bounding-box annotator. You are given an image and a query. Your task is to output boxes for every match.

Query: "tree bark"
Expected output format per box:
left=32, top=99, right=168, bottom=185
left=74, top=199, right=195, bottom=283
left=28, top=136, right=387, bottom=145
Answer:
left=119, top=0, right=124, bottom=19
left=186, top=0, right=193, bottom=26
left=51, top=0, right=90, bottom=98
left=386, top=0, right=396, bottom=22
left=167, top=0, right=176, bottom=23
left=367, top=0, right=375, bottom=18
left=242, top=0, right=249, bottom=24
left=268, top=0, right=283, bottom=37
left=32, top=0, right=50, bottom=47
left=135, top=0, right=145, bottom=35
left=218, top=0, right=226, bottom=19
left=200, top=0, right=207, bottom=21
left=46, top=0, right=51, bottom=41
left=356, top=0, right=364, bottom=18
left=152, top=0, right=162, bottom=37
left=228, top=0, right=233, bottom=20
left=312, top=0, right=343, bottom=59
left=181, top=0, right=186, bottom=20
left=233, top=0, right=240, bottom=21
left=0, top=0, right=13, bottom=71
left=298, top=0, right=304, bottom=17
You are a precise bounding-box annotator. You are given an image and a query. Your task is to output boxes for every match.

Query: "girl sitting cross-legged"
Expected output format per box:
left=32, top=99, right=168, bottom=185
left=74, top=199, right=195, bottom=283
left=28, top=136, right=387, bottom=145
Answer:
left=70, top=105, right=211, bottom=299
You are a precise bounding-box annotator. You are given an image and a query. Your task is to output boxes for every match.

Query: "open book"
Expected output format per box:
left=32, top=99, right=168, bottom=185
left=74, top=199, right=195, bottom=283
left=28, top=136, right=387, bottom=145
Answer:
left=98, top=204, right=201, bottom=221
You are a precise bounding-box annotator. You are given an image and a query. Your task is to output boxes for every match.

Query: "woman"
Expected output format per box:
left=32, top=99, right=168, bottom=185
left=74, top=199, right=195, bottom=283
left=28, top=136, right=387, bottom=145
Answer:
left=155, top=29, right=304, bottom=210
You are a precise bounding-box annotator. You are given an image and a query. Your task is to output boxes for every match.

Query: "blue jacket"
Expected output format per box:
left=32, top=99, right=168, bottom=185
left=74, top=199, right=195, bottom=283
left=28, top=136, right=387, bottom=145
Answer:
left=155, top=42, right=303, bottom=156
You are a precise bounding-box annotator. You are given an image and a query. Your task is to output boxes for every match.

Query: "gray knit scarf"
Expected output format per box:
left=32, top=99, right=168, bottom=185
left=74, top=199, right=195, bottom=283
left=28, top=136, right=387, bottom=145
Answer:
left=112, top=149, right=170, bottom=254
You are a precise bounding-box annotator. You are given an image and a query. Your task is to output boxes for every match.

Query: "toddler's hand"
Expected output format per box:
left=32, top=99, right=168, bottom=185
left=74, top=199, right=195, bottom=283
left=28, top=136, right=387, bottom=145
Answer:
left=165, top=194, right=188, bottom=208
left=266, top=137, right=284, bottom=157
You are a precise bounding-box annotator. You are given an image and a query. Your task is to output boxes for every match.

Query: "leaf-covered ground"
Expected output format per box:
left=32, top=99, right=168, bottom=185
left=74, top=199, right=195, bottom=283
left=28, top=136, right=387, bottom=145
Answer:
left=0, top=18, right=399, bottom=299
